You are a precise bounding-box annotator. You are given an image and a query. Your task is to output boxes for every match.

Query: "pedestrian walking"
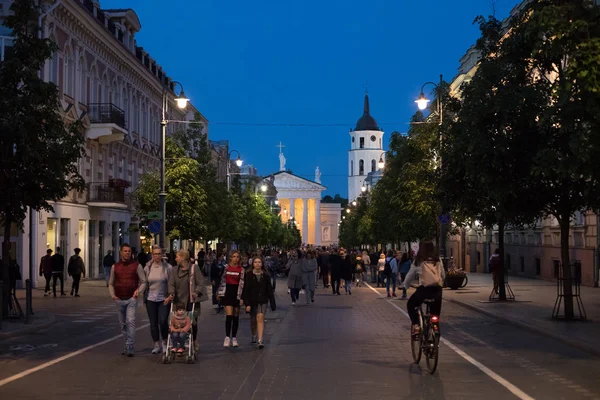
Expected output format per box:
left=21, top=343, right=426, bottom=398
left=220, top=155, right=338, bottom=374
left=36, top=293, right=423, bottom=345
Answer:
left=386, top=251, right=400, bottom=298
left=109, top=243, right=146, bottom=357
left=67, top=248, right=85, bottom=297
left=39, top=249, right=53, bottom=296
left=210, top=254, right=224, bottom=313
left=103, top=250, right=115, bottom=287
left=489, top=248, right=501, bottom=294
left=51, top=247, right=66, bottom=298
left=242, top=256, right=276, bottom=348
left=144, top=245, right=172, bottom=354
left=217, top=250, right=245, bottom=348
left=166, top=249, right=205, bottom=351
left=340, top=248, right=353, bottom=295
left=329, top=248, right=342, bottom=295
left=399, top=253, right=412, bottom=299
left=377, top=253, right=386, bottom=287
left=302, top=251, right=318, bottom=304
left=286, top=249, right=304, bottom=305
left=354, top=253, right=365, bottom=287
left=317, top=247, right=330, bottom=289
left=369, top=250, right=379, bottom=283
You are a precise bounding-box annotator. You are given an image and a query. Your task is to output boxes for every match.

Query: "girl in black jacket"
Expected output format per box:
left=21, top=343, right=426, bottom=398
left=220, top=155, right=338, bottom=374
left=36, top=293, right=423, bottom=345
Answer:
left=242, top=256, right=276, bottom=349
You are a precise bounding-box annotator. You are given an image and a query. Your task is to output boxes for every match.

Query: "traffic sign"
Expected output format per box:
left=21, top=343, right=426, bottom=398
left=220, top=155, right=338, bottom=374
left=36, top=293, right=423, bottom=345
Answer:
left=147, top=211, right=162, bottom=220
left=438, top=213, right=451, bottom=225
left=148, top=219, right=161, bottom=234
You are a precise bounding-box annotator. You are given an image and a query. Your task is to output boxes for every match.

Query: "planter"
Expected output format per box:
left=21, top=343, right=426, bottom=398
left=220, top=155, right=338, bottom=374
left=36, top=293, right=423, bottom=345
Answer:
left=445, top=275, right=468, bottom=290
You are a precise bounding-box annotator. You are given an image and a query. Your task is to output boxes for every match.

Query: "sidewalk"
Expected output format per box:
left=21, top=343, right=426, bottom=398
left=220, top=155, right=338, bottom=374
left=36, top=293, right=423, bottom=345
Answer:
left=444, top=272, right=600, bottom=357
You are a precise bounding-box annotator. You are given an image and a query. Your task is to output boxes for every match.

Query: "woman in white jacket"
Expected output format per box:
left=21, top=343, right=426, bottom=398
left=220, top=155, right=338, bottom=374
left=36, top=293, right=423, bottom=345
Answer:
left=401, top=241, right=446, bottom=336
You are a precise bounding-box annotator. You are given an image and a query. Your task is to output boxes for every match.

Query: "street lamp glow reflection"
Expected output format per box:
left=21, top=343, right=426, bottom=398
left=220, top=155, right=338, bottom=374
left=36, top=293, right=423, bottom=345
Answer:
left=175, top=91, right=190, bottom=109
left=415, top=92, right=430, bottom=110
left=235, top=157, right=243, bottom=167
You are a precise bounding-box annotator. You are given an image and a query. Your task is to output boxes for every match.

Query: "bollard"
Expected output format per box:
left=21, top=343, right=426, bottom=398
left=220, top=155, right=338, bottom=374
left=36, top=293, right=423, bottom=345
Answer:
left=25, top=279, right=32, bottom=324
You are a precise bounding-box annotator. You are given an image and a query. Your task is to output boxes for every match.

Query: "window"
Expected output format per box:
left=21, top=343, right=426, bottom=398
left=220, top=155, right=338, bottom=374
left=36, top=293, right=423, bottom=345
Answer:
left=49, top=49, right=59, bottom=85
left=371, top=159, right=376, bottom=172
left=359, top=137, right=364, bottom=149
left=506, top=254, right=511, bottom=270
left=132, top=96, right=138, bottom=132
left=64, top=48, right=75, bottom=97
left=350, top=160, right=354, bottom=176
left=359, top=159, right=364, bottom=175
left=0, top=36, right=14, bottom=61
left=78, top=57, right=86, bottom=103
left=535, top=258, right=541, bottom=275
left=553, top=260, right=560, bottom=278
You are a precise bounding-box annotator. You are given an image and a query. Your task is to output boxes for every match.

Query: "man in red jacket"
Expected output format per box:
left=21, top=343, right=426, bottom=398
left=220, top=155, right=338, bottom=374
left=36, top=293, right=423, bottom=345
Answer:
left=108, top=243, right=146, bottom=357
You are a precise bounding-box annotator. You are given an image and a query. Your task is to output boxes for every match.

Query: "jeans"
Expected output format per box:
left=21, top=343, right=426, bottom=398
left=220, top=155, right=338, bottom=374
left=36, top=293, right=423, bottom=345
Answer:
left=116, top=298, right=138, bottom=349
left=103, top=266, right=111, bottom=285
left=386, top=273, right=397, bottom=294
left=71, top=273, right=81, bottom=294
left=52, top=272, right=64, bottom=295
left=344, top=279, right=352, bottom=293
left=146, top=300, right=169, bottom=342
left=370, top=266, right=378, bottom=283
left=331, top=278, right=340, bottom=293
left=43, top=273, right=52, bottom=292
left=289, top=288, right=300, bottom=302
left=171, top=332, right=187, bottom=348
left=407, top=286, right=443, bottom=325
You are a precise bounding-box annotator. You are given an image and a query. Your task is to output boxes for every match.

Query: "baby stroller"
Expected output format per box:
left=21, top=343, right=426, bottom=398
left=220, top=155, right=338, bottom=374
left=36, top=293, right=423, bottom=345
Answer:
left=162, top=302, right=197, bottom=364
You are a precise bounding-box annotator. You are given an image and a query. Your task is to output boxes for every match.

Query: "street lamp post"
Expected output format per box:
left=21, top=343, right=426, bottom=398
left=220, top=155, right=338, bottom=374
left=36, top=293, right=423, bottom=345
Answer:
left=414, top=74, right=446, bottom=257
left=226, top=150, right=243, bottom=191
left=160, top=81, right=189, bottom=250
left=377, top=151, right=386, bottom=169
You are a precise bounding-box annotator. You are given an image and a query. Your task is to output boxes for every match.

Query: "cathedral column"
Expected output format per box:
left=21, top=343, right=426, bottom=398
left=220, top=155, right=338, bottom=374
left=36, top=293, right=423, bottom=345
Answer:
left=314, top=199, right=321, bottom=245
left=302, top=198, right=309, bottom=244
left=289, top=198, right=296, bottom=221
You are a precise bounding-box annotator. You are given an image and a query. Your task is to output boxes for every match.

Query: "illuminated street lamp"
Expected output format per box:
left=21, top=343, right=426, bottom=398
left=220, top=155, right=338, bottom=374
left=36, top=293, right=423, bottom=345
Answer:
left=226, top=150, right=243, bottom=191
left=352, top=200, right=357, bottom=206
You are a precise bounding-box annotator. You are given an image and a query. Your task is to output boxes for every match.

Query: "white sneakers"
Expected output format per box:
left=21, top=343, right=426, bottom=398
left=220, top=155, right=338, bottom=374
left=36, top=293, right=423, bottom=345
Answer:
left=224, top=337, right=239, bottom=347
left=151, top=343, right=161, bottom=354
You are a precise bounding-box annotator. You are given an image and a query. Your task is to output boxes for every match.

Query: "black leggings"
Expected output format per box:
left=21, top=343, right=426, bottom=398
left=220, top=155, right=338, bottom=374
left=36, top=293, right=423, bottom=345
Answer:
left=71, top=274, right=81, bottom=294
left=407, top=286, right=443, bottom=325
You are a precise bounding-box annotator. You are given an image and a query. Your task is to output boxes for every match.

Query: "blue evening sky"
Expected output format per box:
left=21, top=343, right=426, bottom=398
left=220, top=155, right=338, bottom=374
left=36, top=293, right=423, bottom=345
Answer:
left=102, top=0, right=521, bottom=197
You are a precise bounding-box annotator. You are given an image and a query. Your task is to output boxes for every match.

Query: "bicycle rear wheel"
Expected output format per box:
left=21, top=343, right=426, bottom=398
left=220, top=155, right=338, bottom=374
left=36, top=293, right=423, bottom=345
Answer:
left=425, top=332, right=440, bottom=374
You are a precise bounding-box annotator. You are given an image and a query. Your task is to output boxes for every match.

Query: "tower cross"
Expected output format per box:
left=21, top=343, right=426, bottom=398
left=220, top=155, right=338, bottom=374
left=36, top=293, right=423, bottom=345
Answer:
left=276, top=141, right=285, bottom=154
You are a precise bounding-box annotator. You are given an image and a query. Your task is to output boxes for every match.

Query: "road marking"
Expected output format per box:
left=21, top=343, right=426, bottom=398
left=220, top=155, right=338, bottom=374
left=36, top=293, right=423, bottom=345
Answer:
left=0, top=323, right=149, bottom=388
left=364, top=282, right=535, bottom=400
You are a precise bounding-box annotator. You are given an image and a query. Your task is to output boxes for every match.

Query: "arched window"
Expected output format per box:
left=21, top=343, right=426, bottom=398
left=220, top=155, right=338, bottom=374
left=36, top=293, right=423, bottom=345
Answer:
left=49, top=48, right=59, bottom=85
left=350, top=160, right=354, bottom=176
left=63, top=46, right=75, bottom=97
left=359, top=159, right=364, bottom=175
left=89, top=66, right=97, bottom=103
left=102, top=75, right=110, bottom=103
left=142, top=100, right=148, bottom=139
left=371, top=159, right=376, bottom=172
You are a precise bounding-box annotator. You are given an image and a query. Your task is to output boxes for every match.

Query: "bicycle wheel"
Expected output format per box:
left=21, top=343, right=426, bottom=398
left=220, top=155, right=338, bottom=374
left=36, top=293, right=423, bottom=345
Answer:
left=411, top=312, right=423, bottom=364
left=425, top=332, right=440, bottom=374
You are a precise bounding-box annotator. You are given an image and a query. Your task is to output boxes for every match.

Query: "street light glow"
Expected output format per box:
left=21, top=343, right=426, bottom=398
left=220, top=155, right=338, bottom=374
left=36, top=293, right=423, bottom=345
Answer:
left=275, top=200, right=279, bottom=205
left=346, top=208, right=350, bottom=213
left=352, top=201, right=357, bottom=206
left=378, top=156, right=385, bottom=169
left=361, top=185, right=367, bottom=192
left=261, top=184, right=267, bottom=192
left=175, top=91, right=190, bottom=109
left=415, top=92, right=430, bottom=110
left=235, top=157, right=243, bottom=167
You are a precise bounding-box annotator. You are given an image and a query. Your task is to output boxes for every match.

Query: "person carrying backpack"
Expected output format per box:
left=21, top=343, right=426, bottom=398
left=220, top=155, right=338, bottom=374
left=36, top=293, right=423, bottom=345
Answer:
left=400, top=240, right=446, bottom=337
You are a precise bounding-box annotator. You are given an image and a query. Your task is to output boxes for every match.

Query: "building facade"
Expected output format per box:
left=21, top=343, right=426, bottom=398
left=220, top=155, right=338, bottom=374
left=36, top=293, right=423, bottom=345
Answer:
left=348, top=93, right=385, bottom=202
left=0, top=0, right=206, bottom=286
left=445, top=1, right=599, bottom=287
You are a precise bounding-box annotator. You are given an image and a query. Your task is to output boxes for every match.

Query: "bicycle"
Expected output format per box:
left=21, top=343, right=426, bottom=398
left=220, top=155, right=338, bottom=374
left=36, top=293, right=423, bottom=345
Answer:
left=411, top=298, right=440, bottom=374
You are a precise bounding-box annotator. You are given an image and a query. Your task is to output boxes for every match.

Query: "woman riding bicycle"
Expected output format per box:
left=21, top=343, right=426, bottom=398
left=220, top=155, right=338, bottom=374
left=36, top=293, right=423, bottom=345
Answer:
left=401, top=240, right=445, bottom=337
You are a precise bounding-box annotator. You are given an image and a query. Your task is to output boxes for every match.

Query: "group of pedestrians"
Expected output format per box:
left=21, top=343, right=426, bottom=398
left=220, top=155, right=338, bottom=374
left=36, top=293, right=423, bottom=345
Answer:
left=39, top=246, right=86, bottom=297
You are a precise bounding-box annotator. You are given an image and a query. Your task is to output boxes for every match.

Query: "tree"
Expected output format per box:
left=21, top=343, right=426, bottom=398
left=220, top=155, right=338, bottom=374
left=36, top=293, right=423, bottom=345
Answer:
left=133, top=137, right=207, bottom=245
left=441, top=14, right=547, bottom=301
left=0, top=1, right=85, bottom=318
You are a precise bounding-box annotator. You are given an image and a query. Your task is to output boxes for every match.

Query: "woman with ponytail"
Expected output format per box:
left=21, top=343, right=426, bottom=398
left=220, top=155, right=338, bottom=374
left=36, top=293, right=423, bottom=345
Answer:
left=217, top=250, right=245, bottom=347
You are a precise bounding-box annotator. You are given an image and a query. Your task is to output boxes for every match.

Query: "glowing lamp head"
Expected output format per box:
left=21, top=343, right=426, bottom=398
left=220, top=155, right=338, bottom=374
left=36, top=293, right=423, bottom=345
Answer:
left=260, top=184, right=267, bottom=192
left=346, top=208, right=350, bottom=214
left=415, top=92, right=430, bottom=111
left=274, top=200, right=279, bottom=205
left=175, top=91, right=189, bottom=109
left=352, top=201, right=357, bottom=206
left=361, top=185, right=367, bottom=193
left=378, top=157, right=385, bottom=169
left=235, top=157, right=243, bottom=167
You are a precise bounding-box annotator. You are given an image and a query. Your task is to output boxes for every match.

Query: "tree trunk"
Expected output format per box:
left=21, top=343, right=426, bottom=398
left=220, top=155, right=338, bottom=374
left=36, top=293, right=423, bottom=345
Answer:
left=2, top=218, right=12, bottom=319
left=559, top=211, right=575, bottom=320
left=498, top=217, right=507, bottom=301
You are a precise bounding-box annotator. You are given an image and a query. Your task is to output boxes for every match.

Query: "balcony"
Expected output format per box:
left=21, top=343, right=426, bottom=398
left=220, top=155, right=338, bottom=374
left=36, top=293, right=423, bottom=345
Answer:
left=86, top=103, right=127, bottom=144
left=87, top=182, right=129, bottom=209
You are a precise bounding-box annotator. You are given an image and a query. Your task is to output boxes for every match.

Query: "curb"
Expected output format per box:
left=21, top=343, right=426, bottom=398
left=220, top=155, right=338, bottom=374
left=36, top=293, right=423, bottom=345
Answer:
left=0, top=314, right=56, bottom=340
left=445, top=297, right=600, bottom=359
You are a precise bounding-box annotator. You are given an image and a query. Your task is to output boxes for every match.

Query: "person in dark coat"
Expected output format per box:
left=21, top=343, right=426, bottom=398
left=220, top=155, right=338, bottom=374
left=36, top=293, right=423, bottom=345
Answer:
left=67, top=248, right=86, bottom=297
left=242, top=256, right=276, bottom=348
left=340, top=248, right=354, bottom=295
left=329, top=249, right=342, bottom=295
left=51, top=247, right=66, bottom=297
left=39, top=249, right=53, bottom=296
left=317, top=247, right=330, bottom=289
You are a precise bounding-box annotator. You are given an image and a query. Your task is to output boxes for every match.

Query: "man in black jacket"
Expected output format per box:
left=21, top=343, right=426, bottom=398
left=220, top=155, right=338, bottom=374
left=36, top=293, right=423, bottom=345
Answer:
left=329, top=249, right=342, bottom=295
left=51, top=247, right=66, bottom=297
left=210, top=257, right=223, bottom=313
left=317, top=247, right=330, bottom=289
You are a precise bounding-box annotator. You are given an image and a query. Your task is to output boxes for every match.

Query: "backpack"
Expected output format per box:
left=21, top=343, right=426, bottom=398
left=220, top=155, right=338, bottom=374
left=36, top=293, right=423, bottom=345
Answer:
left=383, top=257, right=392, bottom=276
left=420, top=261, right=443, bottom=287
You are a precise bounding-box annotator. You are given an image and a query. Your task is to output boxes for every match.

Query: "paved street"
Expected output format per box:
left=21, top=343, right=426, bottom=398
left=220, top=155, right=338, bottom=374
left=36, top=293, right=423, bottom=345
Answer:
left=0, top=277, right=599, bottom=400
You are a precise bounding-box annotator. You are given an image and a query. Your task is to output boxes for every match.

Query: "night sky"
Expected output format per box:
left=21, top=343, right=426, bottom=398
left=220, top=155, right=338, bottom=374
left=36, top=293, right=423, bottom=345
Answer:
left=101, top=0, right=522, bottom=196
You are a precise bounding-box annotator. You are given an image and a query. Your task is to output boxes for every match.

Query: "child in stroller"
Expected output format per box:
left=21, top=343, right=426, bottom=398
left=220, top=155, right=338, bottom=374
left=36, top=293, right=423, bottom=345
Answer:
left=168, top=303, right=192, bottom=355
